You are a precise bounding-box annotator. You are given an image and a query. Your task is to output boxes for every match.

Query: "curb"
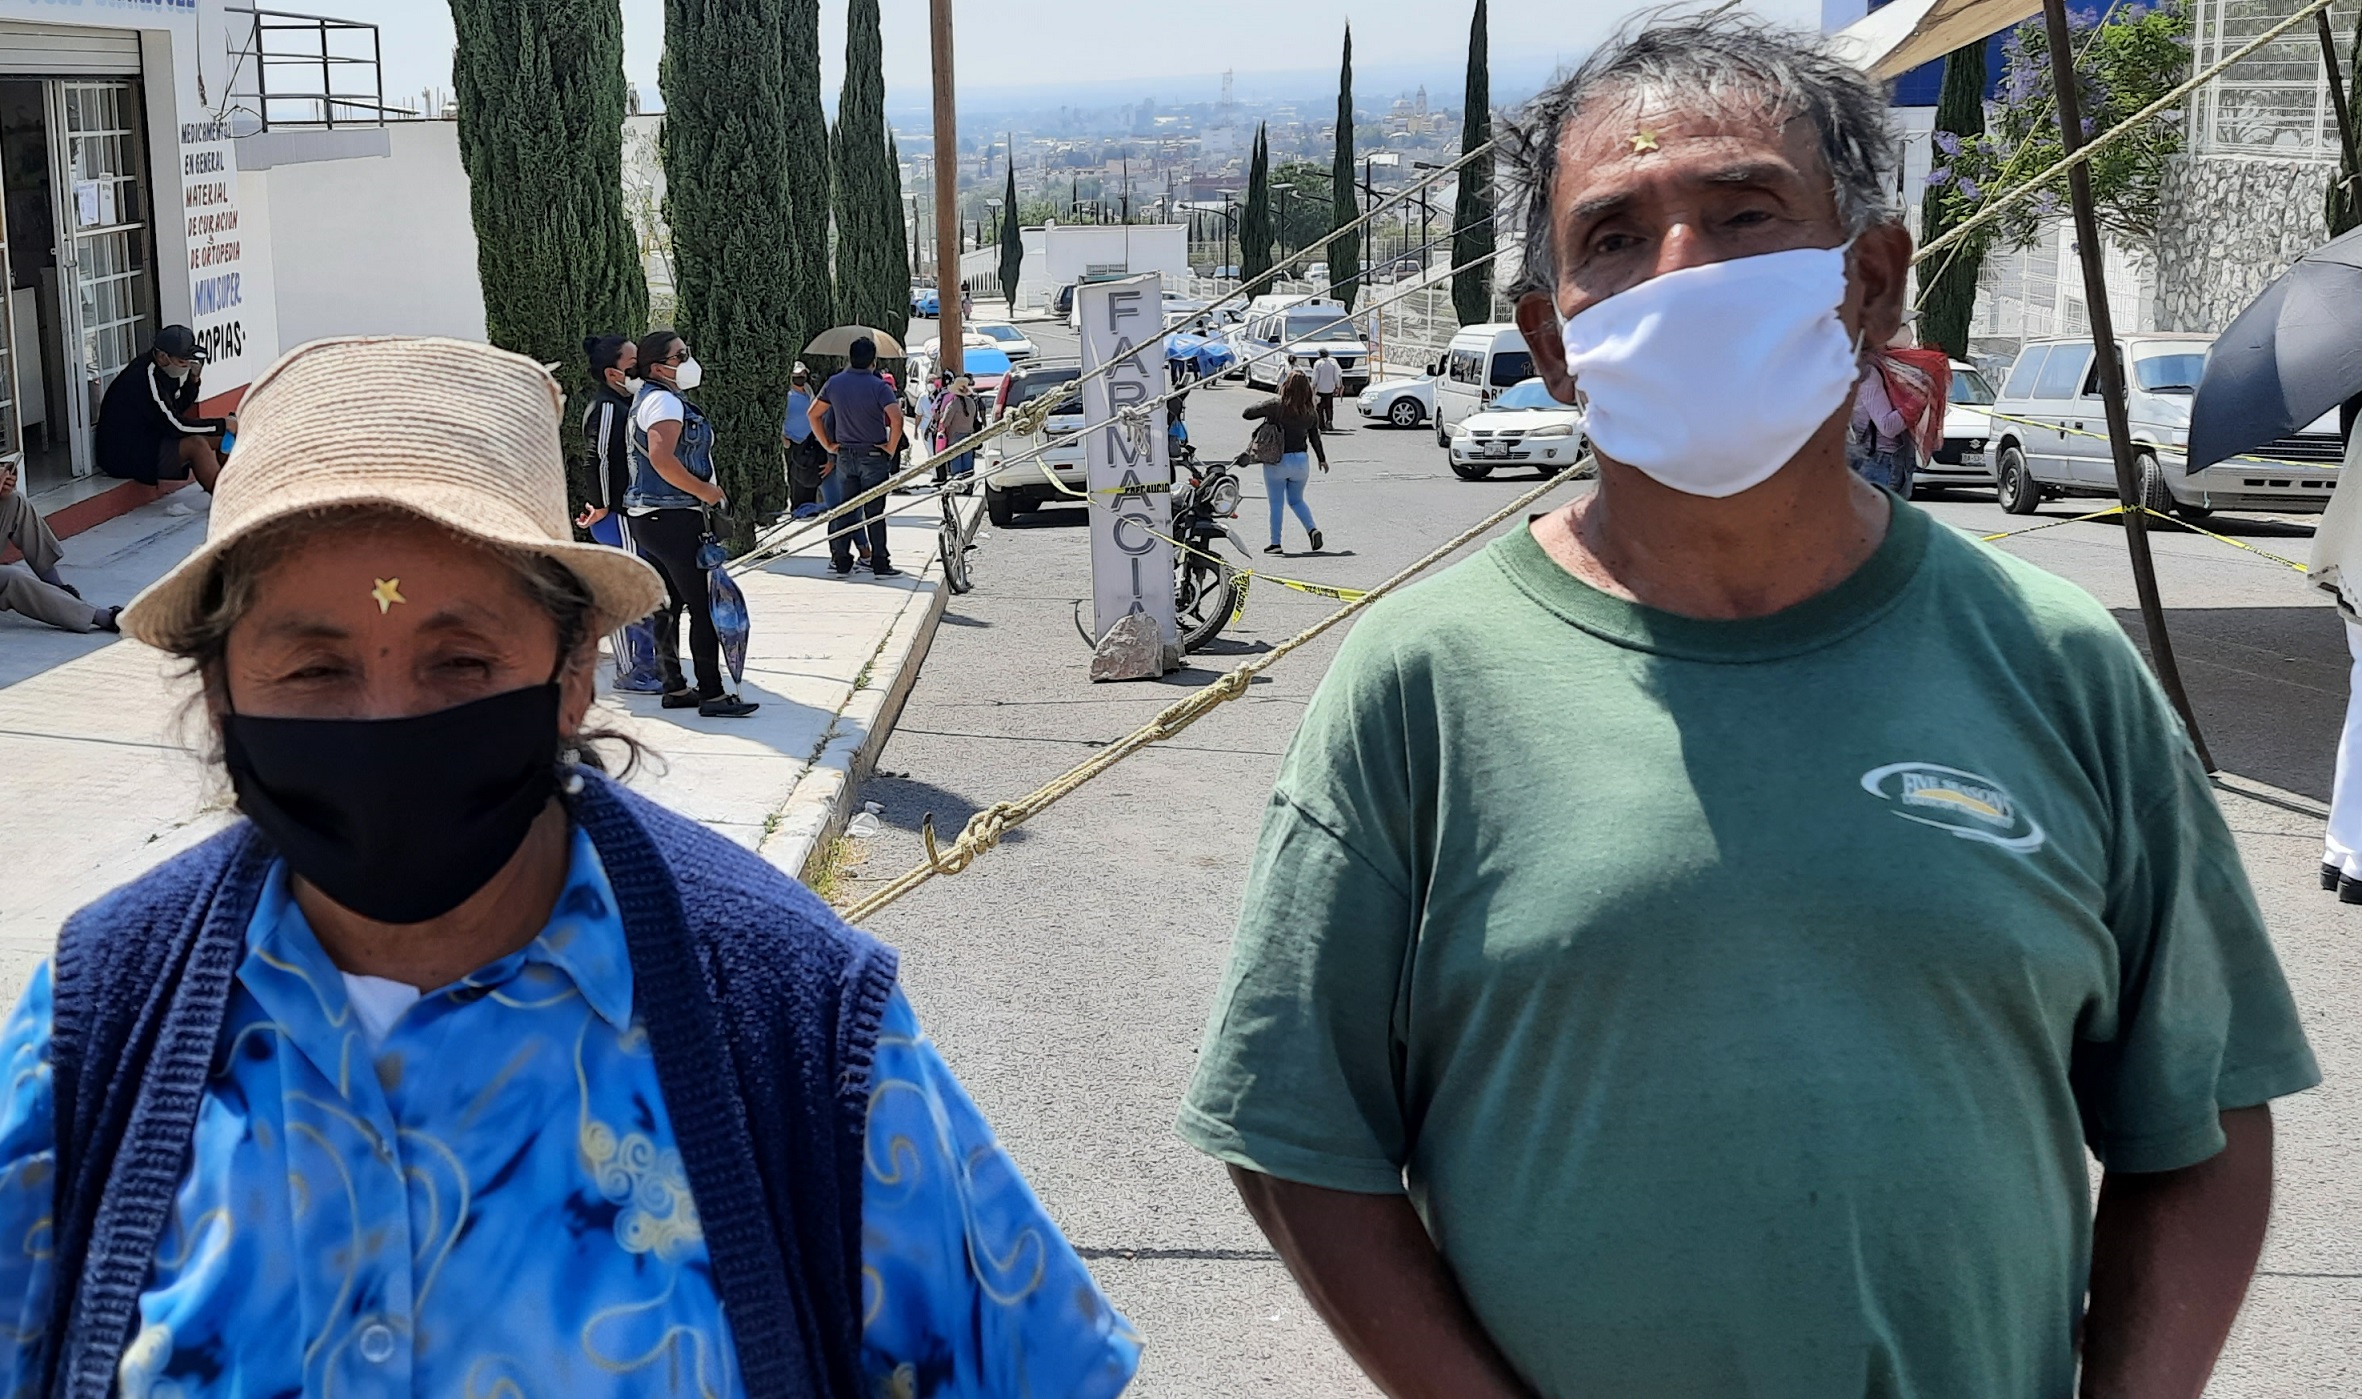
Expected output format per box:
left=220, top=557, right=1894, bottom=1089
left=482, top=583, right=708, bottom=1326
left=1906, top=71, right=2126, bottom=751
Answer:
left=754, top=499, right=971, bottom=888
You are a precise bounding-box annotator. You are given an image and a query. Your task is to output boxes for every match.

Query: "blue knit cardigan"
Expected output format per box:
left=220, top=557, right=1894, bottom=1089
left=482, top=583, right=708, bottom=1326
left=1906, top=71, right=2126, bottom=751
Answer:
left=41, top=772, right=897, bottom=1399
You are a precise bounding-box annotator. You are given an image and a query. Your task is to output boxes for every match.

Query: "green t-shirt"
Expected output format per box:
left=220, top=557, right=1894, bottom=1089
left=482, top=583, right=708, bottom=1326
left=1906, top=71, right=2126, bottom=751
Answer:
left=1178, top=501, right=2318, bottom=1398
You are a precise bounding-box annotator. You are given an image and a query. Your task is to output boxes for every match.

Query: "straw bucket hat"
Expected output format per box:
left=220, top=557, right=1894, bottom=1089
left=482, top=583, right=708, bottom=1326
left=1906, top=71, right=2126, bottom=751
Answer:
left=120, top=336, right=668, bottom=649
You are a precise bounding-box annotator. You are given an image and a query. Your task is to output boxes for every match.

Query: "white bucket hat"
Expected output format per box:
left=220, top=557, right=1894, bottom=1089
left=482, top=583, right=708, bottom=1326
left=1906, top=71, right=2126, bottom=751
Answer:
left=120, top=336, right=668, bottom=649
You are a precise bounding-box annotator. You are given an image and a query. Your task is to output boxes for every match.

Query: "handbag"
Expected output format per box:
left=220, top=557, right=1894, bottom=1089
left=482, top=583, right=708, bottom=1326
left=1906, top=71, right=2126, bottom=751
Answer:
left=1250, top=411, right=1286, bottom=465
left=694, top=505, right=732, bottom=572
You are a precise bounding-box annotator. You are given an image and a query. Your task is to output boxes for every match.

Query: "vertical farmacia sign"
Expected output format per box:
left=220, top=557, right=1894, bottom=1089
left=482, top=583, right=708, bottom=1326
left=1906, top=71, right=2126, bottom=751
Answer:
left=1077, top=274, right=1178, bottom=660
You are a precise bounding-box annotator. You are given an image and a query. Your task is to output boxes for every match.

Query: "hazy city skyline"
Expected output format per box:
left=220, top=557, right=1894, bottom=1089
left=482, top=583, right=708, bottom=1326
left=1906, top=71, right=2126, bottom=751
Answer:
left=327, top=0, right=1821, bottom=120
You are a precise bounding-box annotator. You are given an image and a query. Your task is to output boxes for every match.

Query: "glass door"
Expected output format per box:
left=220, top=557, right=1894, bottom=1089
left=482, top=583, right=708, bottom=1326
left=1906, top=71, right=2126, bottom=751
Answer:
left=51, top=78, right=151, bottom=478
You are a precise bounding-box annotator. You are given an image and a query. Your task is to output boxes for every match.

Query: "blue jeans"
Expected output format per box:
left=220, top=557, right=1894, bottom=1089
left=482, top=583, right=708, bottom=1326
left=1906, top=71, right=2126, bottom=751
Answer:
left=831, top=445, right=895, bottom=569
left=1263, top=453, right=1317, bottom=546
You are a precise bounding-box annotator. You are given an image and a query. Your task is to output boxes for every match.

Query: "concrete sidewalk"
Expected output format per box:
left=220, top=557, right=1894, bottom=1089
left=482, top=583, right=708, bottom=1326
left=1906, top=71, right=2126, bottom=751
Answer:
left=0, top=486, right=976, bottom=1007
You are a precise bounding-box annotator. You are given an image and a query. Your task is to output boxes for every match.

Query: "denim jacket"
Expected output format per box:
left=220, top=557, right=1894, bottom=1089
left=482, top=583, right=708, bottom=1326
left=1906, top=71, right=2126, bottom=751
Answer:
left=626, top=384, right=716, bottom=512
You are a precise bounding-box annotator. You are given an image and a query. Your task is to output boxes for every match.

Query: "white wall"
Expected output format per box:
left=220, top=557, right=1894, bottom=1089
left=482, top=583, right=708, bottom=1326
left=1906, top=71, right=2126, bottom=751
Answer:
left=253, top=121, right=485, bottom=348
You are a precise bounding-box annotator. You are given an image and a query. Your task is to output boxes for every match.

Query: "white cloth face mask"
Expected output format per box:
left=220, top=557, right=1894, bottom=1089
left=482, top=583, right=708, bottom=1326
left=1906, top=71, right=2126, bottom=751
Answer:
left=1558, top=243, right=1859, bottom=499
left=671, top=357, right=705, bottom=392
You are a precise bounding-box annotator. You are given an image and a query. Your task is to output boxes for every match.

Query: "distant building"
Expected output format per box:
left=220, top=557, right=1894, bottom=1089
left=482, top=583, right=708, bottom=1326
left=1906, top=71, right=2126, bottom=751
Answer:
left=2154, top=0, right=2343, bottom=331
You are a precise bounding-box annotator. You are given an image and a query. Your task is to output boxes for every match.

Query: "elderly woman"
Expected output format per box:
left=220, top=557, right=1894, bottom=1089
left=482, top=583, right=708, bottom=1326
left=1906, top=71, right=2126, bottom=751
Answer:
left=0, top=338, right=1139, bottom=1398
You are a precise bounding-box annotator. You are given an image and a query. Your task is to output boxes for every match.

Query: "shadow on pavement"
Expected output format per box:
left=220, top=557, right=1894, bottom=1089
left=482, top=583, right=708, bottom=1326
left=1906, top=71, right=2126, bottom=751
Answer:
left=2117, top=605, right=2345, bottom=802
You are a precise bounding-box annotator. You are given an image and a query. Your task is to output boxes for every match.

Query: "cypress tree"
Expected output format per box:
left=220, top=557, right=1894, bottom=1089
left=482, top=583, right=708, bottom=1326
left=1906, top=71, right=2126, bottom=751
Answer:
left=833, top=0, right=904, bottom=338
left=660, top=0, right=797, bottom=540
left=782, top=0, right=833, bottom=347
left=1919, top=40, right=1988, bottom=361
left=2329, top=10, right=2362, bottom=236
left=1329, top=27, right=1362, bottom=312
left=998, top=154, right=1024, bottom=307
left=886, top=132, right=912, bottom=317
left=1451, top=0, right=1495, bottom=326
left=451, top=0, right=645, bottom=509
left=1241, top=124, right=1274, bottom=281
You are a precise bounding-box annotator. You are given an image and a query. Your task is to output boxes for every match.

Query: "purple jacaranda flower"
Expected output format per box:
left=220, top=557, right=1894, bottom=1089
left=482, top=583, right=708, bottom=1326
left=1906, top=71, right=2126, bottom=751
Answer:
left=1927, top=164, right=1953, bottom=187
left=1934, top=130, right=1962, bottom=156
left=1957, top=176, right=1983, bottom=200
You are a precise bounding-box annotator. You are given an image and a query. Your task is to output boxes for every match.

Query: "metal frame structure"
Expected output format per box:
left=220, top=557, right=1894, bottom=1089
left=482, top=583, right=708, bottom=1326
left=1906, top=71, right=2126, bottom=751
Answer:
left=2188, top=0, right=2356, bottom=160
left=224, top=6, right=396, bottom=131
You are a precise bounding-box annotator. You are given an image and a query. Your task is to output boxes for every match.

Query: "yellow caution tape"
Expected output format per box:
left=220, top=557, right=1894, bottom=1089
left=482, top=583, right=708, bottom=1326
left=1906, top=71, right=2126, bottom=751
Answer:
left=1978, top=504, right=2127, bottom=542
left=1971, top=500, right=2312, bottom=575
left=1978, top=409, right=2338, bottom=475
left=2134, top=506, right=2312, bottom=574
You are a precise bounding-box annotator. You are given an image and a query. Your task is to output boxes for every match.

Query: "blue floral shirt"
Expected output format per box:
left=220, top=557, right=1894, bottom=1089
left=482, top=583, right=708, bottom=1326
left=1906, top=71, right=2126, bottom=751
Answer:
left=0, top=829, right=1140, bottom=1398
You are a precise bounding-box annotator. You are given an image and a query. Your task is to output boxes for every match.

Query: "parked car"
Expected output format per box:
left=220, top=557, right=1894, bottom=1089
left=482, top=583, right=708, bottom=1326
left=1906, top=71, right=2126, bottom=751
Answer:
left=1358, top=373, right=1435, bottom=428
left=1051, top=283, right=1078, bottom=320
left=980, top=360, right=1085, bottom=525
left=1446, top=377, right=1584, bottom=480
left=1432, top=323, right=1537, bottom=443
left=973, top=321, right=1036, bottom=363
left=1374, top=257, right=1425, bottom=284
left=912, top=285, right=940, bottom=318
left=1987, top=332, right=2341, bottom=518
left=1238, top=296, right=1370, bottom=395
left=1916, top=359, right=1998, bottom=493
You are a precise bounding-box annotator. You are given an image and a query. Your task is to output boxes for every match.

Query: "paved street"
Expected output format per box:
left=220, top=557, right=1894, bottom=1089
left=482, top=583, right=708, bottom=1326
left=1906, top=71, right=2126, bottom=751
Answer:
left=841, top=318, right=2360, bottom=1394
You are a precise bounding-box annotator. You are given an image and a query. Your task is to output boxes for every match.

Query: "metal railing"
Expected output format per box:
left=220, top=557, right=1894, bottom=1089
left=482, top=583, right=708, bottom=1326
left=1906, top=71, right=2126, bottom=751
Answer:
left=224, top=6, right=399, bottom=131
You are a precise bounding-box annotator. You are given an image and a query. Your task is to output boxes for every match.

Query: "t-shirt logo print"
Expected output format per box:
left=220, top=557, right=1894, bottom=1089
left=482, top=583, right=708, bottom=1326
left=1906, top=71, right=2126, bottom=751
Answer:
left=1859, top=762, right=2047, bottom=853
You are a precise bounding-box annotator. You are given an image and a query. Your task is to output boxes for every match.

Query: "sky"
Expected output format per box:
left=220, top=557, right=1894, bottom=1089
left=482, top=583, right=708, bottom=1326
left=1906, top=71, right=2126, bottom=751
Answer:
left=345, top=0, right=1826, bottom=120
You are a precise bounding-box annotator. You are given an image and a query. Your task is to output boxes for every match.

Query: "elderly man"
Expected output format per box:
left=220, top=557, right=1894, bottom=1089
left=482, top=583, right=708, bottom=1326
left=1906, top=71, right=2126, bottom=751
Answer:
left=0, top=459, right=118, bottom=633
left=1179, top=19, right=2316, bottom=1399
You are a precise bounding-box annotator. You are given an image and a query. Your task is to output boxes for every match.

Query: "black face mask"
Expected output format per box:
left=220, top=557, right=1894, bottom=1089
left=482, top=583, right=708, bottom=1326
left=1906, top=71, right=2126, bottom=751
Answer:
left=223, top=684, right=563, bottom=925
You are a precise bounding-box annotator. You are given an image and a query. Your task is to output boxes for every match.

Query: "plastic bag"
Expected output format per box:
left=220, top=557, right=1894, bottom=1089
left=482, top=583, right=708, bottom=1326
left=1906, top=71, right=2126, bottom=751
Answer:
left=707, top=565, right=749, bottom=685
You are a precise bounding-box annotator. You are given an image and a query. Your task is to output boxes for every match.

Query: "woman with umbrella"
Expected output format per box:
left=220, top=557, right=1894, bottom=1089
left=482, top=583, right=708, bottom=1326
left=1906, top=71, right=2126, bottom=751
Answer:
left=0, top=338, right=1141, bottom=1397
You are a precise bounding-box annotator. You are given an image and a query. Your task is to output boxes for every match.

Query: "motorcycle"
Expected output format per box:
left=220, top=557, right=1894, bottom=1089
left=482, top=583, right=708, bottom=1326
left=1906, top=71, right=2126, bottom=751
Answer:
left=1170, top=439, right=1248, bottom=652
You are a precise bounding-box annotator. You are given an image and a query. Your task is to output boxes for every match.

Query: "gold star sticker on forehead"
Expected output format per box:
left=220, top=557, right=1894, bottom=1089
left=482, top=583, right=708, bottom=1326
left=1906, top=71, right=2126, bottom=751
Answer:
left=1630, top=128, right=1661, bottom=154
left=370, top=578, right=405, bottom=614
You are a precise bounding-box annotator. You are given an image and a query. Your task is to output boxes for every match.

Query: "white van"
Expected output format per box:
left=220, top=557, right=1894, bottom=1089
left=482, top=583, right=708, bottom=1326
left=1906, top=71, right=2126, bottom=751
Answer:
left=1239, top=296, right=1371, bottom=396
left=1987, top=332, right=2342, bottom=517
left=1432, top=324, right=1538, bottom=445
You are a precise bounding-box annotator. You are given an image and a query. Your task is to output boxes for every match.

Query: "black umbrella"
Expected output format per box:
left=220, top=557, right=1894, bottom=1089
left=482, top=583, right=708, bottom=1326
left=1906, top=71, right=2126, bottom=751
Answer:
left=2187, top=224, right=2362, bottom=472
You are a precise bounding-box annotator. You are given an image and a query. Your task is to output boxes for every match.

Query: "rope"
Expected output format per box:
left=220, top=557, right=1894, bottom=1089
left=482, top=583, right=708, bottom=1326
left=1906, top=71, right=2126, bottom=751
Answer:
left=1912, top=0, right=2340, bottom=269
left=839, top=454, right=1594, bottom=924
left=733, top=155, right=1507, bottom=573
left=1971, top=501, right=2312, bottom=573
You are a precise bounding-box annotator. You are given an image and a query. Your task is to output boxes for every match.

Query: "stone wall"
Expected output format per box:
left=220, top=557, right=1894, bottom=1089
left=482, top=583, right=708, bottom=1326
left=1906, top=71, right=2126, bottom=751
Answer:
left=2155, top=152, right=2334, bottom=332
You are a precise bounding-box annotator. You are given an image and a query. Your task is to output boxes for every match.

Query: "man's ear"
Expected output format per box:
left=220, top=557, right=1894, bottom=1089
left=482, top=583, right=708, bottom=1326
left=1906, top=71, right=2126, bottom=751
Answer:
left=1850, top=222, right=1915, bottom=350
left=1516, top=291, right=1579, bottom=406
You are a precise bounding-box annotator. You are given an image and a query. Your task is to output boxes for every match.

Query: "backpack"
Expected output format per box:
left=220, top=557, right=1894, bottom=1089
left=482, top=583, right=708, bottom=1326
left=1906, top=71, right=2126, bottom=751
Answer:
left=1250, top=407, right=1286, bottom=465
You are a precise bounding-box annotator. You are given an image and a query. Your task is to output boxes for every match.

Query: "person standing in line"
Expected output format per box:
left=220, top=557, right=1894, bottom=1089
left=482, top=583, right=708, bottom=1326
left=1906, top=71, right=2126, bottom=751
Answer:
left=1311, top=347, right=1344, bottom=431
left=2309, top=412, right=2362, bottom=901
left=808, top=336, right=906, bottom=578
left=0, top=458, right=120, bottom=633
left=1181, top=20, right=2315, bottom=1399
left=576, top=335, right=639, bottom=538
left=1242, top=370, right=1328, bottom=556
left=1849, top=356, right=1914, bottom=495
left=935, top=373, right=984, bottom=480
left=626, top=329, right=758, bottom=719
left=781, top=363, right=825, bottom=515
left=95, top=324, right=237, bottom=501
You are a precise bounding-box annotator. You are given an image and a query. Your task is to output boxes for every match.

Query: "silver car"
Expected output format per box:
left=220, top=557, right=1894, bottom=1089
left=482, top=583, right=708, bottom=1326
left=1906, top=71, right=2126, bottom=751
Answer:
left=1987, top=333, right=2339, bottom=518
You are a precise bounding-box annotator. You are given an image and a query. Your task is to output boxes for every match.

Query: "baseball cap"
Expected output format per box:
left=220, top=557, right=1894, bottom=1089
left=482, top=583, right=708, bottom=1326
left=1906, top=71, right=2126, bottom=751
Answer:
left=154, top=325, right=210, bottom=362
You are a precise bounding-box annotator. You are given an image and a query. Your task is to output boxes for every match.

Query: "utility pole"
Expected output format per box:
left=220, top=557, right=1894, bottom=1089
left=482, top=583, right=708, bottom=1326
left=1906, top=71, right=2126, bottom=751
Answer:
left=2038, top=0, right=2210, bottom=765
left=930, top=0, right=963, bottom=363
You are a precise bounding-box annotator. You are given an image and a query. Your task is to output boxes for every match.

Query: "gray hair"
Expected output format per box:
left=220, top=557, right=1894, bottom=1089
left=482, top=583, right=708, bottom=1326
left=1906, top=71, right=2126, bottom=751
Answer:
left=1507, top=15, right=1901, bottom=298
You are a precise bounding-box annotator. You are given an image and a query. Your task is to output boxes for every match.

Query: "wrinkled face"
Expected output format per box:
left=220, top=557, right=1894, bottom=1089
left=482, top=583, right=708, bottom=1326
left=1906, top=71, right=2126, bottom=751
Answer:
left=0, top=460, right=14, bottom=499
left=1514, top=89, right=1909, bottom=403
left=220, top=512, right=594, bottom=733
